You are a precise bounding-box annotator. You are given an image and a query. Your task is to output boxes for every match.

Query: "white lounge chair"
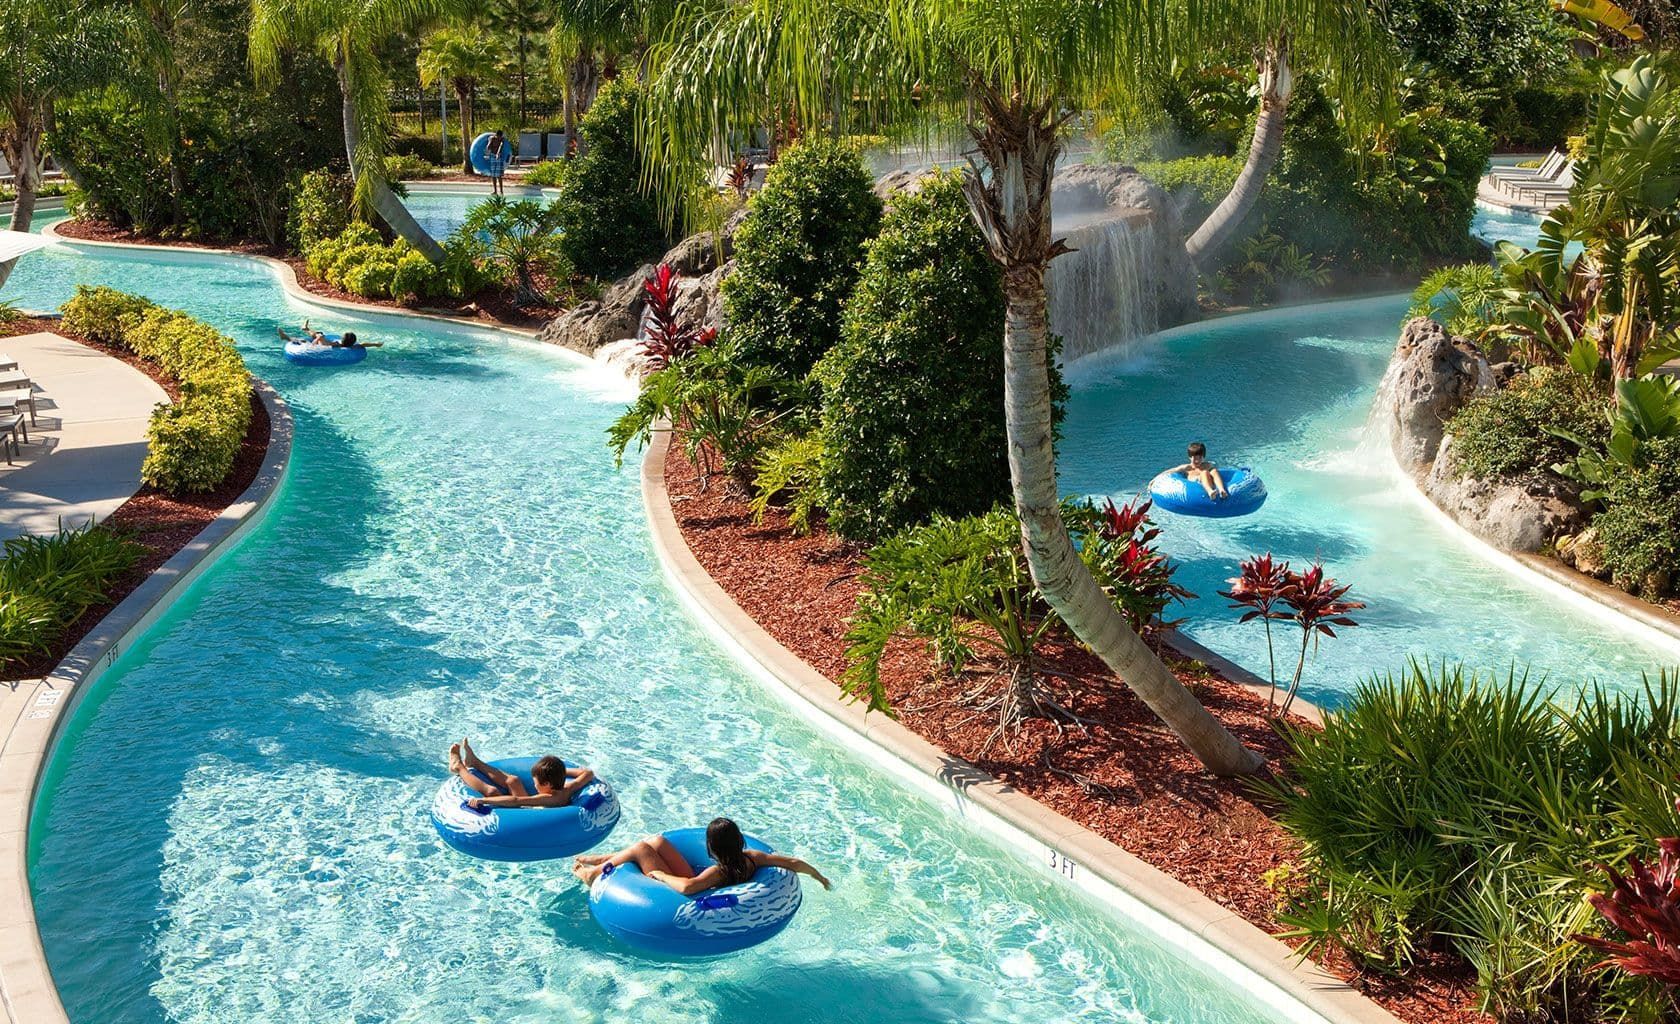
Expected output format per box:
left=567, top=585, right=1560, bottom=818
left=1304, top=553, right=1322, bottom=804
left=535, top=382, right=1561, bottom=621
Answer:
left=1509, top=164, right=1576, bottom=200
left=1490, top=150, right=1564, bottom=185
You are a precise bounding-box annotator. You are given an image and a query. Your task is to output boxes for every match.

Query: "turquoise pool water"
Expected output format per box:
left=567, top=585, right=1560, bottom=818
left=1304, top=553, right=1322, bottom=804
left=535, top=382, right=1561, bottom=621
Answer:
left=4, top=223, right=1303, bottom=1024
left=1059, top=209, right=1680, bottom=707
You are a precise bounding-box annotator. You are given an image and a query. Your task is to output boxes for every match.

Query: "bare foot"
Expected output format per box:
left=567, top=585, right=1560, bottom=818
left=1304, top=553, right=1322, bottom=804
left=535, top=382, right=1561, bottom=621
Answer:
left=573, top=853, right=611, bottom=867
left=448, top=743, right=464, bottom=774
left=460, top=736, right=478, bottom=768
left=572, top=861, right=604, bottom=886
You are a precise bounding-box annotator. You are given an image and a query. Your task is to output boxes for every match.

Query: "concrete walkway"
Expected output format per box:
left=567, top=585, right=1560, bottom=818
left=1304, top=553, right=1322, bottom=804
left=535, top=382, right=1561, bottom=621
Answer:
left=0, top=332, right=167, bottom=539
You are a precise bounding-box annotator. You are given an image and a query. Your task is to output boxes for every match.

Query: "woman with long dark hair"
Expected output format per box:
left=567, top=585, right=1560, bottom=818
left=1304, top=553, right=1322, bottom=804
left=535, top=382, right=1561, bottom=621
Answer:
left=572, top=817, right=830, bottom=893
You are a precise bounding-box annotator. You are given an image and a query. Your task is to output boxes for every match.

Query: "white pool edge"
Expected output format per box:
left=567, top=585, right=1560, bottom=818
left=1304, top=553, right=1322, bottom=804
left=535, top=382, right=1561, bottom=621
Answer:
left=638, top=428, right=1402, bottom=1024
left=0, top=380, right=294, bottom=1024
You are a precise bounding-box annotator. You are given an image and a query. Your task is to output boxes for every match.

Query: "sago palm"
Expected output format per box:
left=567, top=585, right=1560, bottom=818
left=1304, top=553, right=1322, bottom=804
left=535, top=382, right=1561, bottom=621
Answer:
left=419, top=24, right=500, bottom=174
left=645, top=0, right=1388, bottom=775
left=250, top=0, right=459, bottom=262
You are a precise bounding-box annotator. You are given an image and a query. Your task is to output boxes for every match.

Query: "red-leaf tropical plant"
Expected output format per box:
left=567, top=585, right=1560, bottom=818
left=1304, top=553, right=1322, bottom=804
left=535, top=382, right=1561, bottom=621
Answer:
left=1575, top=812, right=1680, bottom=992
left=727, top=156, right=753, bottom=199
left=640, top=262, right=717, bottom=371
left=1072, top=497, right=1195, bottom=633
left=1222, top=558, right=1362, bottom=716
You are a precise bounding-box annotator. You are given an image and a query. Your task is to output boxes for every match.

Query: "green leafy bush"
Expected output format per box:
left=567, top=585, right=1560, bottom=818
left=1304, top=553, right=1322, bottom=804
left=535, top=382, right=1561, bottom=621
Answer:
left=816, top=171, right=1009, bottom=540
left=59, top=287, right=252, bottom=493
left=1133, top=155, right=1241, bottom=226
left=1408, top=263, right=1502, bottom=339
left=722, top=136, right=882, bottom=381
left=286, top=170, right=354, bottom=253
left=552, top=79, right=666, bottom=279
left=0, top=523, right=140, bottom=672
left=1446, top=367, right=1609, bottom=480
left=304, top=225, right=442, bottom=301
left=391, top=251, right=439, bottom=302
left=1590, top=436, right=1680, bottom=597
left=750, top=432, right=829, bottom=535
left=523, top=160, right=570, bottom=189
left=383, top=153, right=438, bottom=182
left=1273, top=662, right=1680, bottom=1021
left=460, top=197, right=569, bottom=306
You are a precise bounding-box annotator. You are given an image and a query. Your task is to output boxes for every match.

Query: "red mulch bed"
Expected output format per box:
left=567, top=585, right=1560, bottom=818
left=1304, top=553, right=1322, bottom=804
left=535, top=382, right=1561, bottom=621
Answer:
left=51, top=217, right=558, bottom=330
left=662, top=445, right=1488, bottom=1024
left=0, top=318, right=270, bottom=681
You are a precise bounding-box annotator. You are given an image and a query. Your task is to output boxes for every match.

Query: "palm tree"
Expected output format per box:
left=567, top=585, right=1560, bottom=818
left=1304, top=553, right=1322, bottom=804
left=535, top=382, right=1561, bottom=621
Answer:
left=250, top=0, right=456, bottom=263
left=548, top=0, right=642, bottom=155
left=0, top=0, right=123, bottom=289
left=129, top=0, right=197, bottom=228
left=645, top=0, right=1385, bottom=776
left=419, top=25, right=499, bottom=174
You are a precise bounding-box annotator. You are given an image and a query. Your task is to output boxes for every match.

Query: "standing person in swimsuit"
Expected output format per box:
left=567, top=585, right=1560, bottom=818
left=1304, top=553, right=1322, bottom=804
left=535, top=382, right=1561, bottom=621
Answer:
left=572, top=817, right=831, bottom=894
left=486, top=130, right=508, bottom=196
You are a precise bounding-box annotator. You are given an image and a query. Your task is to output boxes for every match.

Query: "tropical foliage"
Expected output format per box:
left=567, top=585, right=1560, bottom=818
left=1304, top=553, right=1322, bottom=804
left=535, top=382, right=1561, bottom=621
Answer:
left=460, top=196, right=569, bottom=306
left=0, top=524, right=141, bottom=673
left=551, top=78, right=665, bottom=279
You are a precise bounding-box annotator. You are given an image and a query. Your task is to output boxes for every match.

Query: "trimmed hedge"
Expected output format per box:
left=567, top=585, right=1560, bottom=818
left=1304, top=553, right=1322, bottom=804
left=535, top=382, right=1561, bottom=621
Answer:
left=60, top=286, right=253, bottom=493
left=817, top=172, right=1011, bottom=540
left=304, top=223, right=444, bottom=302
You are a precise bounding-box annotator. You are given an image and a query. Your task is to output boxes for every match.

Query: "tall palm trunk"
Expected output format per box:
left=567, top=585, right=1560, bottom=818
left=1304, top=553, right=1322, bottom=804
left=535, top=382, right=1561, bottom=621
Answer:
left=961, top=90, right=1263, bottom=777
left=1184, top=31, right=1293, bottom=266
left=0, top=98, right=43, bottom=291
left=454, top=81, right=473, bottom=174
left=336, top=56, right=445, bottom=264
left=563, top=49, right=598, bottom=157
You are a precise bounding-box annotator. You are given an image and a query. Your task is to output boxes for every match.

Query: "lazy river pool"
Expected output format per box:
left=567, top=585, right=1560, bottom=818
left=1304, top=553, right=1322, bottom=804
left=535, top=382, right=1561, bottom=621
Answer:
left=4, top=218, right=1310, bottom=1024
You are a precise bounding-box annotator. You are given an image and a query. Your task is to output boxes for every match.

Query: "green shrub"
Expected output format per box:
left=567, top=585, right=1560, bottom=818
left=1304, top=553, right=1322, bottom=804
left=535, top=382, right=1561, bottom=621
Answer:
left=383, top=153, right=438, bottom=182
left=1446, top=367, right=1609, bottom=480
left=304, top=222, right=380, bottom=280
left=816, top=171, right=1009, bottom=540
left=59, top=288, right=252, bottom=494
left=750, top=431, right=829, bottom=536
left=1274, top=662, right=1680, bottom=1020
left=523, top=160, right=570, bottom=189
left=1591, top=436, right=1680, bottom=597
left=343, top=254, right=399, bottom=299
left=287, top=170, right=354, bottom=254
left=1134, top=155, right=1241, bottom=226
left=552, top=79, right=666, bottom=279
left=0, top=523, right=141, bottom=672
left=391, top=250, right=439, bottom=301
left=722, top=136, right=883, bottom=381
left=59, top=286, right=156, bottom=346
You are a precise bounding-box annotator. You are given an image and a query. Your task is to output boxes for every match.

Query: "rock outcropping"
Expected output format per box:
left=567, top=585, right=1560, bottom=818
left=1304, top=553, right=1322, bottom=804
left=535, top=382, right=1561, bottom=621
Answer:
left=1381, top=317, right=1588, bottom=553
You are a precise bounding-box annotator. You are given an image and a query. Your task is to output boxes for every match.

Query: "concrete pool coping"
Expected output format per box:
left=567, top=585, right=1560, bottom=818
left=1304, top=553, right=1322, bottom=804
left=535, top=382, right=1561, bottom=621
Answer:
left=0, top=379, right=293, bottom=1024
left=638, top=428, right=1399, bottom=1024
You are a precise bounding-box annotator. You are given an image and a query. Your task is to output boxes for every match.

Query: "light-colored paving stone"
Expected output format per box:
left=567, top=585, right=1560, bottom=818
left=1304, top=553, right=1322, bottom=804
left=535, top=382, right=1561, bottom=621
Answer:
left=0, top=331, right=168, bottom=539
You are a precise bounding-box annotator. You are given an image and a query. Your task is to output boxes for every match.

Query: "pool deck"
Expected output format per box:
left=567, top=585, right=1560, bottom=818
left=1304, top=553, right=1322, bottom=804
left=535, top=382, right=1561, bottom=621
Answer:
left=0, top=331, right=168, bottom=540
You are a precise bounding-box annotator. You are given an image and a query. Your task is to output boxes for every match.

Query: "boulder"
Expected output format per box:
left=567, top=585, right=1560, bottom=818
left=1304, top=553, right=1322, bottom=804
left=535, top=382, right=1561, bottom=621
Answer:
left=1421, top=438, right=1589, bottom=553
left=1382, top=317, right=1496, bottom=474
left=1571, top=527, right=1609, bottom=578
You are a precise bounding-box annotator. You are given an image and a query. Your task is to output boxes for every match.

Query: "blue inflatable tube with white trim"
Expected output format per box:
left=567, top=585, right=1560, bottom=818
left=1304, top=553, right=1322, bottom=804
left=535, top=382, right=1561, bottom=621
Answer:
left=283, top=337, right=366, bottom=367
left=469, top=132, right=508, bottom=176
left=587, top=827, right=802, bottom=957
left=430, top=756, right=620, bottom=862
left=1147, top=465, right=1267, bottom=518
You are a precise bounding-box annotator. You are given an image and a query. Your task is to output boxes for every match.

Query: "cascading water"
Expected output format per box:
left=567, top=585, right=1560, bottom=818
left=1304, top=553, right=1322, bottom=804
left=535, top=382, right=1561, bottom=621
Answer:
left=1045, top=212, right=1162, bottom=363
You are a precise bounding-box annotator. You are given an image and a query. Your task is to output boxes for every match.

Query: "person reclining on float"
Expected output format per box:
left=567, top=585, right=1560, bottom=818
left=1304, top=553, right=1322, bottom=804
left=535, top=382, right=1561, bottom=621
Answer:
left=449, top=737, right=594, bottom=809
left=572, top=816, right=832, bottom=894
left=277, top=319, right=380, bottom=348
left=1167, top=441, right=1229, bottom=500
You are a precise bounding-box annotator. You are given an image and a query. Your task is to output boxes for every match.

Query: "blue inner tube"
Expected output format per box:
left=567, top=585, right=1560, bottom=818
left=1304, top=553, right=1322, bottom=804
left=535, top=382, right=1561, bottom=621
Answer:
left=283, top=339, right=366, bottom=367
left=587, top=827, right=802, bottom=957
left=469, top=132, right=508, bottom=176
left=1147, top=465, right=1267, bottom=518
left=430, top=756, right=621, bottom=862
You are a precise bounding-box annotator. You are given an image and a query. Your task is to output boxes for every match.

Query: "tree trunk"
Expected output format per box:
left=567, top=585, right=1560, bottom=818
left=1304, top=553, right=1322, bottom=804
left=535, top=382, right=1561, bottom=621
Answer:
left=1184, top=32, right=1293, bottom=266
left=42, top=103, right=90, bottom=194
left=961, top=90, right=1263, bottom=778
left=517, top=32, right=528, bottom=127
left=336, top=56, right=445, bottom=264
left=456, top=84, right=473, bottom=174
left=0, top=103, right=43, bottom=291
left=564, top=49, right=598, bottom=158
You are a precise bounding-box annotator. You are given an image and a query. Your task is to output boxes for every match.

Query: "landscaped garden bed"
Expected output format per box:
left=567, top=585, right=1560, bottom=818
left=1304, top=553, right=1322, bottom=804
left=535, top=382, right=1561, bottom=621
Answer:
left=661, top=438, right=1489, bottom=1024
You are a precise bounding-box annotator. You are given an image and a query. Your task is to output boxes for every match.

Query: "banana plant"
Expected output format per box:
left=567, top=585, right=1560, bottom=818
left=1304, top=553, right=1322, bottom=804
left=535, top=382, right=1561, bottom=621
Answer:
left=1550, top=374, right=1680, bottom=500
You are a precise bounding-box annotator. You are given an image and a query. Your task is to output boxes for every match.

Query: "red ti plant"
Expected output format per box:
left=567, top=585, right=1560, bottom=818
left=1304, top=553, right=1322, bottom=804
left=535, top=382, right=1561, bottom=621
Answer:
left=1219, top=554, right=1293, bottom=710
left=640, top=263, right=716, bottom=371
left=1222, top=557, right=1362, bottom=716
left=727, top=156, right=753, bottom=199
left=1081, top=497, right=1194, bottom=632
left=1575, top=816, right=1680, bottom=990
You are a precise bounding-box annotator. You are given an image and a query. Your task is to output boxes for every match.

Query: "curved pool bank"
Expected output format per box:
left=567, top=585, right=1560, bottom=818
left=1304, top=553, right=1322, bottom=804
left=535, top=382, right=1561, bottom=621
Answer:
left=639, top=429, right=1394, bottom=1024
left=0, top=381, right=293, bottom=1024
left=5, top=226, right=1333, bottom=1024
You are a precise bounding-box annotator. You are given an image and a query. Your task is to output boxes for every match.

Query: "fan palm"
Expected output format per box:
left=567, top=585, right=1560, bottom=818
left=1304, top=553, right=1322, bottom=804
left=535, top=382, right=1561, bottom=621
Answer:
left=547, top=0, right=645, bottom=153
left=419, top=24, right=500, bottom=174
left=250, top=0, right=459, bottom=262
left=645, top=0, right=1390, bottom=775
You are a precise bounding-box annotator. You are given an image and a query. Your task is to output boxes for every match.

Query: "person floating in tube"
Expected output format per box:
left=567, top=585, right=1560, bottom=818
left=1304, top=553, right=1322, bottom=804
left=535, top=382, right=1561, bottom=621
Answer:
left=450, top=737, right=594, bottom=809
left=277, top=319, right=381, bottom=349
left=1168, top=441, right=1229, bottom=500
left=572, top=817, right=832, bottom=894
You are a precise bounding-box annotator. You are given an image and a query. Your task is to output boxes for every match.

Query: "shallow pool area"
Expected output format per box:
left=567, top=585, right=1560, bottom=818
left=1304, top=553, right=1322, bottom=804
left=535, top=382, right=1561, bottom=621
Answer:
left=3, top=223, right=1311, bottom=1024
